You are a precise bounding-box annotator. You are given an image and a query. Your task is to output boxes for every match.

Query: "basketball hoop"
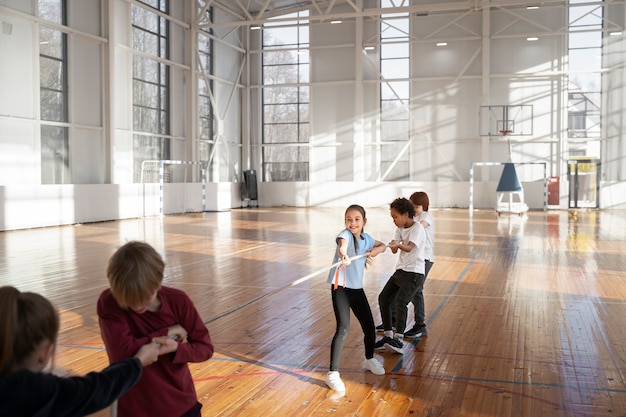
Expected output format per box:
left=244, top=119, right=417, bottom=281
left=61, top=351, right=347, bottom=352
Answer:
left=499, top=129, right=513, bottom=136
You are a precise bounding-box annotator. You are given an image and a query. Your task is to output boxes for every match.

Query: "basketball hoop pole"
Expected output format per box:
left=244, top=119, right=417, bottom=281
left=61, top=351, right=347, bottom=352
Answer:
left=499, top=129, right=513, bottom=162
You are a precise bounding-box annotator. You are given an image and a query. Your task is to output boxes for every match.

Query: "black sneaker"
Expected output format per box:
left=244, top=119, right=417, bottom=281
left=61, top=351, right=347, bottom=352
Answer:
left=374, top=336, right=392, bottom=350
left=404, top=324, right=427, bottom=339
left=384, top=337, right=404, bottom=354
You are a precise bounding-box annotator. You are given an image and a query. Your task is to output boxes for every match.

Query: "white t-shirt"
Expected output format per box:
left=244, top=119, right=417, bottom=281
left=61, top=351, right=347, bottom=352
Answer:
left=416, top=211, right=434, bottom=262
left=394, top=221, right=426, bottom=274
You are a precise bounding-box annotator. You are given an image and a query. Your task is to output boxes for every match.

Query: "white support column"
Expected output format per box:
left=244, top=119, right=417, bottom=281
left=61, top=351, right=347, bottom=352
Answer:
left=354, top=0, right=365, bottom=182
left=480, top=5, right=491, bottom=181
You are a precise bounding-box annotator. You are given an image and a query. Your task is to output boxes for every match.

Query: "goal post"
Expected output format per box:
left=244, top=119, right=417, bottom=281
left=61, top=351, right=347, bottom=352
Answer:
left=140, top=160, right=208, bottom=216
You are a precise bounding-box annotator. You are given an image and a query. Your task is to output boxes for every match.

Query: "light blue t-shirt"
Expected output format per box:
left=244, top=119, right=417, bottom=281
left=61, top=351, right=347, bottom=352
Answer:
left=326, top=228, right=375, bottom=289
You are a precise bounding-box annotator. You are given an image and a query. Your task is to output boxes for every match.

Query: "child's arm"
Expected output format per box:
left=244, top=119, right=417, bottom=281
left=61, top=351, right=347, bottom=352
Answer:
left=164, top=293, right=214, bottom=364
left=369, top=240, right=387, bottom=257
left=97, top=291, right=166, bottom=363
left=337, top=237, right=350, bottom=265
left=389, top=240, right=415, bottom=253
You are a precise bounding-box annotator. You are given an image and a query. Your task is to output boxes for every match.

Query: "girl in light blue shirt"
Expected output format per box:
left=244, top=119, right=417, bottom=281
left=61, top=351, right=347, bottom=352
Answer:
left=324, top=205, right=387, bottom=392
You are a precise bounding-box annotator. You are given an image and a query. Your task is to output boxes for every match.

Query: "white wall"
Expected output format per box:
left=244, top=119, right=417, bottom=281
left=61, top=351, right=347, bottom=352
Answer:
left=0, top=2, right=625, bottom=232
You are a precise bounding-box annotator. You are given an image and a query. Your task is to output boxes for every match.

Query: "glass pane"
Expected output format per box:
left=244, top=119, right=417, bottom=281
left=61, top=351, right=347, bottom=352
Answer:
left=381, top=18, right=409, bottom=39
left=38, top=0, right=63, bottom=24
left=298, top=64, right=309, bottom=83
left=263, top=145, right=308, bottom=162
left=40, top=28, right=63, bottom=59
left=569, top=5, right=602, bottom=27
left=569, top=48, right=602, bottom=72
left=40, top=57, right=63, bottom=90
left=134, top=81, right=160, bottom=108
left=133, top=107, right=159, bottom=131
left=298, top=123, right=309, bottom=143
left=133, top=6, right=160, bottom=33
left=264, top=86, right=299, bottom=104
left=381, top=100, right=408, bottom=121
left=299, top=104, right=309, bottom=123
left=381, top=120, right=409, bottom=141
left=263, top=64, right=300, bottom=84
left=381, top=160, right=409, bottom=181
left=133, top=28, right=160, bottom=55
left=381, top=58, right=409, bottom=78
left=299, top=87, right=309, bottom=102
left=40, top=90, right=65, bottom=121
left=264, top=27, right=299, bottom=46
left=381, top=81, right=409, bottom=100
left=382, top=143, right=408, bottom=162
left=264, top=124, right=298, bottom=143
left=41, top=125, right=70, bottom=184
left=133, top=56, right=161, bottom=83
left=381, top=43, right=409, bottom=59
left=264, top=49, right=300, bottom=65
left=569, top=72, right=600, bottom=92
left=569, top=32, right=601, bottom=49
left=264, top=104, right=299, bottom=123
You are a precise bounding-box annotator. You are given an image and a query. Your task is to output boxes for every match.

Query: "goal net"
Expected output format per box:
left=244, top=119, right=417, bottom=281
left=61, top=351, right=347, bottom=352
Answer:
left=140, top=160, right=207, bottom=215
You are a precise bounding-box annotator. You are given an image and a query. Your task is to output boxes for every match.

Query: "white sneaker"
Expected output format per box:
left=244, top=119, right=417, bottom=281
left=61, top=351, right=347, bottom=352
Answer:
left=362, top=358, right=385, bottom=375
left=325, top=371, right=346, bottom=392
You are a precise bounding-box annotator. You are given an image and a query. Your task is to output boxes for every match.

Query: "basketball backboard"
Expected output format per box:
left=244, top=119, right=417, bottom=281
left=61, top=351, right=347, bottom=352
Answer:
left=479, top=105, right=533, bottom=137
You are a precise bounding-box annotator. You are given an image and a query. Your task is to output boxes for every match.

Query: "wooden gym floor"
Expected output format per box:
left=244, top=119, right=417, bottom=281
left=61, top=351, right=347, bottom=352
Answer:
left=1, top=207, right=626, bottom=417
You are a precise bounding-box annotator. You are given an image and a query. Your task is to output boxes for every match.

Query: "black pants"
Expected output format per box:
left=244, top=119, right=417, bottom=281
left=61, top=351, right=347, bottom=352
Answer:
left=378, top=269, right=424, bottom=334
left=330, top=286, right=376, bottom=371
left=388, top=261, right=433, bottom=326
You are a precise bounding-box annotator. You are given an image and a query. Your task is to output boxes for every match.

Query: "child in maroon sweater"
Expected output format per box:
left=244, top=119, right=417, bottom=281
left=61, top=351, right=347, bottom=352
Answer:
left=98, top=241, right=214, bottom=417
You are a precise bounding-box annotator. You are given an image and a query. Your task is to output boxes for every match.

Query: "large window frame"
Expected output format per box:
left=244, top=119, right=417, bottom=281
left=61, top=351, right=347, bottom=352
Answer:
left=261, top=11, right=310, bottom=182
left=39, top=0, right=70, bottom=184
left=379, top=0, right=410, bottom=181
left=132, top=0, right=171, bottom=183
left=567, top=1, right=603, bottom=144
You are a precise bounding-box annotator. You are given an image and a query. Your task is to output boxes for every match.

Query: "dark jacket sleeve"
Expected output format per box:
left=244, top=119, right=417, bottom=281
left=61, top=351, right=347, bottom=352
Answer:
left=32, top=357, right=143, bottom=417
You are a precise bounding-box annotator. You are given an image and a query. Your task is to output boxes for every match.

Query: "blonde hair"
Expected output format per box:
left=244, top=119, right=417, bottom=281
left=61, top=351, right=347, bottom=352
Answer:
left=106, top=241, right=164, bottom=309
left=0, top=286, right=59, bottom=377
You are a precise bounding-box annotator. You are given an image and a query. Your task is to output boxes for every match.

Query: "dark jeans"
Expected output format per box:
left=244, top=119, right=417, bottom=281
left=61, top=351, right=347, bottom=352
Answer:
left=387, top=261, right=433, bottom=327
left=378, top=269, right=424, bottom=335
left=412, top=260, right=433, bottom=326
left=330, top=286, right=376, bottom=371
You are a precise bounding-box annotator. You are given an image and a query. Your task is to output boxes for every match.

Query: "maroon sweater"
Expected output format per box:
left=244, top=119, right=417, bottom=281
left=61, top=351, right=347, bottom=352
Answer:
left=98, top=286, right=213, bottom=417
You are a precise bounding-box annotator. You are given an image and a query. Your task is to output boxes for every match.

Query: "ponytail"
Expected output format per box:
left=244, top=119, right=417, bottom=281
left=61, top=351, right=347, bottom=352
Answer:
left=0, top=286, right=59, bottom=377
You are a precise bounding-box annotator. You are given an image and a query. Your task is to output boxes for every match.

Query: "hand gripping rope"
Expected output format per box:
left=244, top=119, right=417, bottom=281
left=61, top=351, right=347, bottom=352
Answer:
left=332, top=243, right=391, bottom=290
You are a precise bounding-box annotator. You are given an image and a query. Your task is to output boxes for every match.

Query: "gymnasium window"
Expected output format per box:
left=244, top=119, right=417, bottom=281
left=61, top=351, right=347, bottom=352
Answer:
left=132, top=0, right=170, bottom=183
left=379, top=0, right=410, bottom=181
left=567, top=1, right=602, bottom=144
left=197, top=6, right=214, bottom=175
left=261, top=11, right=310, bottom=182
left=39, top=0, right=70, bottom=184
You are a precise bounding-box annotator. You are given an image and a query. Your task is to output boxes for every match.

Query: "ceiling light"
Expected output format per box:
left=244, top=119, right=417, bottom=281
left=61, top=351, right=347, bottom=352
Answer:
left=436, top=42, right=448, bottom=47
left=330, top=20, right=342, bottom=24
left=609, top=31, right=622, bottom=36
left=527, top=37, right=538, bottom=41
left=250, top=25, right=261, bottom=30
left=526, top=6, right=539, bottom=10
left=363, top=46, right=375, bottom=50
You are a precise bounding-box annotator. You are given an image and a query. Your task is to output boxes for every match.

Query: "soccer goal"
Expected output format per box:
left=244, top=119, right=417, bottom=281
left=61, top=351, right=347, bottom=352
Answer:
left=140, top=160, right=207, bottom=215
